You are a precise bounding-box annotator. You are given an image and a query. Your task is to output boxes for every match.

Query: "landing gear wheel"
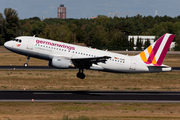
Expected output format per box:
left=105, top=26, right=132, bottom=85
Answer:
left=76, top=70, right=86, bottom=79
left=80, top=73, right=85, bottom=79
left=24, top=63, right=28, bottom=67
left=24, top=56, right=30, bottom=68
left=77, top=72, right=81, bottom=78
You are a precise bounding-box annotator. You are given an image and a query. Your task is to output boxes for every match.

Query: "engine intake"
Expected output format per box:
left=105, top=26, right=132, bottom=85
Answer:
left=49, top=56, right=71, bottom=69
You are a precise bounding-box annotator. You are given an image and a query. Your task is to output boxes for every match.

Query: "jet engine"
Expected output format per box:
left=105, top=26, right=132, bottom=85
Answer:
left=49, top=56, right=71, bottom=69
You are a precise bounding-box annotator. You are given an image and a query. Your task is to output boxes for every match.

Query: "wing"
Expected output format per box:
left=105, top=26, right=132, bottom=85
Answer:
left=71, top=56, right=111, bottom=69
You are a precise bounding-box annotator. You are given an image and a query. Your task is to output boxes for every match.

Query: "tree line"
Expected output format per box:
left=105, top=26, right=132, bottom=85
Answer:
left=1, top=8, right=180, bottom=50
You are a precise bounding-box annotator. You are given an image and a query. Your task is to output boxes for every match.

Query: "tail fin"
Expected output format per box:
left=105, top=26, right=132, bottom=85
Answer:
left=139, top=33, right=175, bottom=66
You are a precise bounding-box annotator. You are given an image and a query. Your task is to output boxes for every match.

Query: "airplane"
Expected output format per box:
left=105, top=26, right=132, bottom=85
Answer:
left=4, top=33, right=175, bottom=79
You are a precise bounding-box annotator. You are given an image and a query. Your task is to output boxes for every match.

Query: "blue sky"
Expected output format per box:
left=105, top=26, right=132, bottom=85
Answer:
left=0, top=0, right=180, bottom=19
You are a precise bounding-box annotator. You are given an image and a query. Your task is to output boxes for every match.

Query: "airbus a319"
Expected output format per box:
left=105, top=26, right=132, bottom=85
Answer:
left=4, top=33, right=175, bottom=79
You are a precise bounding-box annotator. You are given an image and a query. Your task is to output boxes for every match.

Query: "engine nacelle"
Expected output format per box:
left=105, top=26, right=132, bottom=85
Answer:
left=49, top=56, right=71, bottom=69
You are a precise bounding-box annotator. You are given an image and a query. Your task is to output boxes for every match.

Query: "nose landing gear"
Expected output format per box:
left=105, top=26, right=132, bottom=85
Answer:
left=24, top=56, right=30, bottom=67
left=77, top=69, right=85, bottom=79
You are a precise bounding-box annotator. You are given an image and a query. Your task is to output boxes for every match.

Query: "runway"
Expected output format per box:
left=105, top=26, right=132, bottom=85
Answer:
left=1, top=90, right=180, bottom=103
left=0, top=66, right=180, bottom=103
left=0, top=66, right=180, bottom=71
left=0, top=66, right=59, bottom=70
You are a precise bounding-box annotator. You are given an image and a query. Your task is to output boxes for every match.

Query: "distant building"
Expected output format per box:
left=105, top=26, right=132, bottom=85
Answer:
left=128, top=35, right=175, bottom=50
left=57, top=4, right=66, bottom=19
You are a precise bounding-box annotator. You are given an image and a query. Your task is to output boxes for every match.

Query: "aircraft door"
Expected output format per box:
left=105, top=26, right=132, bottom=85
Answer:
left=130, top=58, right=136, bottom=70
left=27, top=38, right=34, bottom=50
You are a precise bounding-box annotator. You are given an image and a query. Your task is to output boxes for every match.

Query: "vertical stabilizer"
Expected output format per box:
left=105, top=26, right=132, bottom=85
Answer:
left=139, top=33, right=175, bottom=66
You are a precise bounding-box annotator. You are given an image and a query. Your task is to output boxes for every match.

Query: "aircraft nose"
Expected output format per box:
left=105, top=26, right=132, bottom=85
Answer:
left=4, top=41, right=8, bottom=48
left=4, top=41, right=11, bottom=49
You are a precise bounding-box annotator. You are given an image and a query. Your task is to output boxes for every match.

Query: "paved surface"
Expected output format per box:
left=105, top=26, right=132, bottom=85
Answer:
left=0, top=90, right=180, bottom=103
left=0, top=66, right=59, bottom=70
left=0, top=66, right=179, bottom=71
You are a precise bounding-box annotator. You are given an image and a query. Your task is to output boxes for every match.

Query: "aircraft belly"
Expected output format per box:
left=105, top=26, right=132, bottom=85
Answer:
left=98, top=62, right=129, bottom=73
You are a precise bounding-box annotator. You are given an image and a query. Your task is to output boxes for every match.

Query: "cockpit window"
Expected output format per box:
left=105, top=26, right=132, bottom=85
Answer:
left=13, top=39, right=22, bottom=43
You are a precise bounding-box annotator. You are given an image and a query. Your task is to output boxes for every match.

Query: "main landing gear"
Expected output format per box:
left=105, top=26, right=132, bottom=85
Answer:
left=24, top=56, right=30, bottom=67
left=77, top=69, right=85, bottom=79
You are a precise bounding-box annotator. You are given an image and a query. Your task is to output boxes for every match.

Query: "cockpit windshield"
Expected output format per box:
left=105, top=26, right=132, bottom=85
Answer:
left=13, top=39, right=22, bottom=43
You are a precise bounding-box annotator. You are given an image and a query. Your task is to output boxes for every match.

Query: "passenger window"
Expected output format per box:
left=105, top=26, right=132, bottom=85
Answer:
left=16, top=39, right=18, bottom=42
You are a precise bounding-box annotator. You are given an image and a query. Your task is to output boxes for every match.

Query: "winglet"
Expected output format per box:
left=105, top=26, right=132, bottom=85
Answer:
left=139, top=33, right=175, bottom=66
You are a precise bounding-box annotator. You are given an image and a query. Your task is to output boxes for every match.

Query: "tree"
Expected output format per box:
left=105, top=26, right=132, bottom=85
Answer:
left=32, top=21, right=45, bottom=36
left=69, top=23, right=78, bottom=44
left=129, top=37, right=134, bottom=50
left=42, top=24, right=72, bottom=43
left=174, top=35, right=180, bottom=51
left=0, top=13, right=5, bottom=45
left=21, top=22, right=32, bottom=36
left=4, top=8, right=21, bottom=41
left=76, top=28, right=85, bottom=43
left=174, top=31, right=180, bottom=51
left=136, top=37, right=142, bottom=51
left=95, top=15, right=109, bottom=25
left=109, top=30, right=123, bottom=50
left=90, top=25, right=109, bottom=49
left=144, top=39, right=151, bottom=49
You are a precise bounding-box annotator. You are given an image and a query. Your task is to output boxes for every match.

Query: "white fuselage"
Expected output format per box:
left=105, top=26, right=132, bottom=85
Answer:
left=4, top=36, right=171, bottom=73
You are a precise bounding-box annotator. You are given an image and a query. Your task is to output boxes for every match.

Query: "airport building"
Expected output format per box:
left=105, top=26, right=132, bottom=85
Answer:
left=128, top=35, right=175, bottom=50
left=57, top=4, right=66, bottom=19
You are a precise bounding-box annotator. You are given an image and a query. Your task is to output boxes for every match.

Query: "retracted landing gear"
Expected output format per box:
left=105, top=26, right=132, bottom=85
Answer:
left=24, top=56, right=30, bottom=67
left=77, top=69, right=85, bottom=79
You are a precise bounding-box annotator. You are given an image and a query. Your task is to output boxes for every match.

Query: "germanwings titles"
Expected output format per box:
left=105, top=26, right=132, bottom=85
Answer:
left=4, top=33, right=175, bottom=79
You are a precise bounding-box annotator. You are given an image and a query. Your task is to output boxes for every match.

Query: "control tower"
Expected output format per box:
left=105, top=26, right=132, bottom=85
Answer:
left=57, top=4, right=66, bottom=19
